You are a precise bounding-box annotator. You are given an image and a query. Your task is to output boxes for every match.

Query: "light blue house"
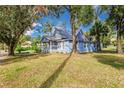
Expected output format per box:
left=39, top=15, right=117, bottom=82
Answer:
left=41, top=26, right=96, bottom=53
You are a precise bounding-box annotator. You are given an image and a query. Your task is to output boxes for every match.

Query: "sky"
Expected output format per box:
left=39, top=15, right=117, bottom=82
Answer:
left=27, top=7, right=109, bottom=37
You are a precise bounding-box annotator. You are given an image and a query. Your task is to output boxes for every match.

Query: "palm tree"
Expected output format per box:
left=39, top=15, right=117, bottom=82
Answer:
left=91, top=6, right=106, bottom=51
left=90, top=21, right=109, bottom=51
left=104, top=5, right=124, bottom=53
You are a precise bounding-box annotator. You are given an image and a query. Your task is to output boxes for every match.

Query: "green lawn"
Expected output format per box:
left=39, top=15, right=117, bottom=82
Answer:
left=0, top=52, right=124, bottom=88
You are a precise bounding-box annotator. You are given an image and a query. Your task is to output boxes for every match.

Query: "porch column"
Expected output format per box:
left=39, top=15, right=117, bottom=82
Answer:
left=86, top=43, right=89, bottom=52
left=41, top=43, right=43, bottom=53
left=48, top=42, right=50, bottom=53
left=63, top=41, right=64, bottom=49
left=50, top=41, right=52, bottom=53
left=63, top=41, right=65, bottom=53
left=61, top=42, right=63, bottom=52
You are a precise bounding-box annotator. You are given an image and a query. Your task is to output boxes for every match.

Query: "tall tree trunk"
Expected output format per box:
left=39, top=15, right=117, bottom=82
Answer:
left=117, top=30, right=123, bottom=54
left=95, top=28, right=101, bottom=52
left=116, top=19, right=123, bottom=54
left=96, top=34, right=101, bottom=51
left=71, top=15, right=77, bottom=53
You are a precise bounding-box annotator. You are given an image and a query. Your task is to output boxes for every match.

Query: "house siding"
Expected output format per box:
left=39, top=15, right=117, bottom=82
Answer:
left=77, top=42, right=87, bottom=53
left=64, top=41, right=72, bottom=53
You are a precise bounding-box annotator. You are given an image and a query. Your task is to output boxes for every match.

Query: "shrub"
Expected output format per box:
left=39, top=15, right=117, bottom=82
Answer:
left=31, top=44, right=41, bottom=53
left=16, top=45, right=24, bottom=53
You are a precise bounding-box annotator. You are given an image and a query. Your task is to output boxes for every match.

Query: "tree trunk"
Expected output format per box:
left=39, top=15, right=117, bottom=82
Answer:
left=116, top=19, right=123, bottom=54
left=96, top=35, right=101, bottom=51
left=71, top=16, right=77, bottom=53
left=95, top=29, right=101, bottom=52
left=72, top=32, right=77, bottom=53
left=117, top=30, right=123, bottom=54
left=8, top=44, right=15, bottom=56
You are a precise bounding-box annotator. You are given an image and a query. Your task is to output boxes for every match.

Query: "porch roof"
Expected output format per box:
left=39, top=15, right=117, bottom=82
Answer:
left=42, top=36, right=72, bottom=43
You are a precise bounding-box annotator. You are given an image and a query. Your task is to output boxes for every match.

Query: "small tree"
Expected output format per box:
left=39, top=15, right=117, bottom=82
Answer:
left=90, top=6, right=109, bottom=51
left=31, top=38, right=40, bottom=53
left=0, top=6, right=33, bottom=55
left=16, top=44, right=22, bottom=53
left=0, top=6, right=46, bottom=55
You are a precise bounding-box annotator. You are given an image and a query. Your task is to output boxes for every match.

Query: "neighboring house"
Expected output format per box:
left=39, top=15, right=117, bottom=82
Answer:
left=41, top=26, right=96, bottom=53
left=21, top=41, right=32, bottom=48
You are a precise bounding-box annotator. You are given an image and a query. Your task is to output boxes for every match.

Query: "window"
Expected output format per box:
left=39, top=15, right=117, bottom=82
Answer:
left=84, top=43, right=86, bottom=47
left=52, top=42, right=58, bottom=49
left=58, top=42, right=61, bottom=48
left=69, top=41, right=72, bottom=43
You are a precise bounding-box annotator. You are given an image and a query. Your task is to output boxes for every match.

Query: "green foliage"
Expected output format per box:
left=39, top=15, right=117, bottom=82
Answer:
left=90, top=21, right=109, bottom=36
left=0, top=6, right=33, bottom=43
left=107, top=6, right=124, bottom=29
left=44, top=5, right=94, bottom=29
left=46, top=5, right=67, bottom=18
left=0, top=6, right=34, bottom=55
left=106, top=5, right=124, bottom=36
left=104, top=5, right=124, bottom=53
left=16, top=44, right=23, bottom=53
left=89, top=6, right=111, bottom=51
left=19, top=35, right=32, bottom=44
left=69, top=6, right=94, bottom=29
left=121, top=39, right=124, bottom=49
left=31, top=44, right=40, bottom=53
left=16, top=44, right=35, bottom=53
left=31, top=38, right=41, bottom=53
left=90, top=21, right=110, bottom=50
left=42, top=22, right=53, bottom=33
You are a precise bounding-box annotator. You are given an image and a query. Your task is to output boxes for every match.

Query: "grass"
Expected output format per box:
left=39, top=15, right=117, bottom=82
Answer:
left=0, top=52, right=124, bottom=88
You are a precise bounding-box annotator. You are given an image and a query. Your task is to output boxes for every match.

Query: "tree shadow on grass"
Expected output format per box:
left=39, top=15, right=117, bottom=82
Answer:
left=39, top=53, right=72, bottom=88
left=94, top=54, right=124, bottom=70
left=98, top=50, right=117, bottom=54
left=0, top=53, right=50, bottom=66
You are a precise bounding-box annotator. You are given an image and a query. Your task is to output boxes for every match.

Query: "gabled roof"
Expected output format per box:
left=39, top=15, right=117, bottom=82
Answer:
left=76, top=25, right=90, bottom=42
left=42, top=26, right=72, bottom=42
left=51, top=26, right=71, bottom=39
left=42, top=26, right=92, bottom=43
left=42, top=36, right=50, bottom=43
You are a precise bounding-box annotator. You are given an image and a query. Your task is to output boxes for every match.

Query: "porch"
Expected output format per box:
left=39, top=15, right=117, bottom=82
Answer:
left=41, top=41, right=65, bottom=53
